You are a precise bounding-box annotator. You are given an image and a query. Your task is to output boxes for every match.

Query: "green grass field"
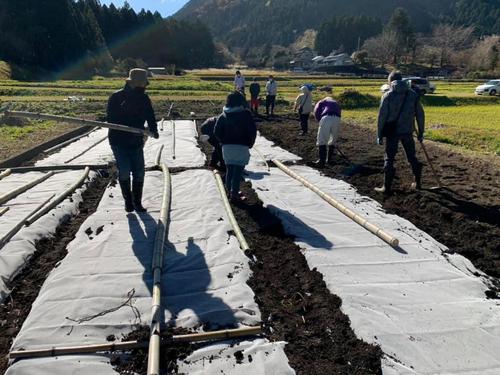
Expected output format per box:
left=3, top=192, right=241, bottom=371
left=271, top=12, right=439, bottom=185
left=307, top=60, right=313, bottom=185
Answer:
left=0, top=71, right=499, bottom=155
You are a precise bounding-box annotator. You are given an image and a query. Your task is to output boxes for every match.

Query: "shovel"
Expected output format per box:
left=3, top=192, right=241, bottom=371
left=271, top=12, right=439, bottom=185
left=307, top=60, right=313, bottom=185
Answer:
left=414, top=127, right=442, bottom=190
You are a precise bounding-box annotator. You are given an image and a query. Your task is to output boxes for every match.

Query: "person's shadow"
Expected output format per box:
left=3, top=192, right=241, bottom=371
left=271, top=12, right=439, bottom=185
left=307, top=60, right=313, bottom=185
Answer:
left=163, top=237, right=238, bottom=330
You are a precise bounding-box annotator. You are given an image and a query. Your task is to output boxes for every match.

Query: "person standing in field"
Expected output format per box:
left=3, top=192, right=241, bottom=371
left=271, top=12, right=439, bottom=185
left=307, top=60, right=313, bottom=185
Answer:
left=107, top=68, right=159, bottom=212
left=214, top=92, right=257, bottom=203
left=249, top=78, right=261, bottom=114
left=313, top=96, right=342, bottom=168
left=234, top=70, right=246, bottom=94
left=376, top=70, right=425, bottom=194
left=265, top=75, right=278, bottom=116
left=294, top=85, right=313, bottom=135
left=200, top=116, right=226, bottom=172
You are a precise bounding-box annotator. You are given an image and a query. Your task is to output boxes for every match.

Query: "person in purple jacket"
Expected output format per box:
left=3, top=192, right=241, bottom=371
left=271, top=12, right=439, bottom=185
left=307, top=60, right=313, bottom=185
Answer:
left=313, top=97, right=342, bottom=168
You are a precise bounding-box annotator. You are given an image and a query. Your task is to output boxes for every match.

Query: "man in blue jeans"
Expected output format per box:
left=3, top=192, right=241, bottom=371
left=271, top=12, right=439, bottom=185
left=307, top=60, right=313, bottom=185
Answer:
left=376, top=71, right=425, bottom=194
left=107, top=68, right=159, bottom=212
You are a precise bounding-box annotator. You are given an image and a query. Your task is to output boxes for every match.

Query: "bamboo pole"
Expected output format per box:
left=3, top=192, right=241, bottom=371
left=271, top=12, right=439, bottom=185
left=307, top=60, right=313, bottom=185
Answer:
left=253, top=146, right=270, bottom=172
left=148, top=162, right=172, bottom=375
left=0, top=169, right=11, bottom=181
left=0, top=172, right=55, bottom=206
left=273, top=160, right=400, bottom=247
left=0, top=194, right=55, bottom=250
left=9, top=326, right=262, bottom=360
left=4, top=111, right=153, bottom=137
left=155, top=145, right=164, bottom=167
left=64, top=135, right=108, bottom=164
left=43, top=128, right=97, bottom=154
left=213, top=170, right=250, bottom=251
left=25, top=167, right=90, bottom=226
left=0, top=207, right=9, bottom=217
left=1, top=164, right=109, bottom=173
left=172, top=120, right=176, bottom=160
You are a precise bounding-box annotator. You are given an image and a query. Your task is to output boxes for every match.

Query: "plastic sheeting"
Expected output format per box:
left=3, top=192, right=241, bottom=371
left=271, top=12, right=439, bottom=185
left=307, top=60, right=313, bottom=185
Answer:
left=7, top=168, right=293, bottom=373
left=246, top=137, right=500, bottom=375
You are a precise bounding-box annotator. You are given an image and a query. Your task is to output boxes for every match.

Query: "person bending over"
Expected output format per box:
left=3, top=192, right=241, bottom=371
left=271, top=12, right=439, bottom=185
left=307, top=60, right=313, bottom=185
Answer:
left=200, top=116, right=226, bottom=172
left=313, top=96, right=342, bottom=168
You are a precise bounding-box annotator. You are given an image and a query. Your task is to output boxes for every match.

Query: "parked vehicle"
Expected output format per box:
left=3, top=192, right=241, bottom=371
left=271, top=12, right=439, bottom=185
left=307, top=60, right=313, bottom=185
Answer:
left=475, top=80, right=500, bottom=96
left=381, top=77, right=436, bottom=95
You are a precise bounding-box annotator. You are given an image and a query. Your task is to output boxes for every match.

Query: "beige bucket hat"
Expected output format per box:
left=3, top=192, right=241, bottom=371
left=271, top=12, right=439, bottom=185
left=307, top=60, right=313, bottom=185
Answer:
left=126, top=68, right=149, bottom=88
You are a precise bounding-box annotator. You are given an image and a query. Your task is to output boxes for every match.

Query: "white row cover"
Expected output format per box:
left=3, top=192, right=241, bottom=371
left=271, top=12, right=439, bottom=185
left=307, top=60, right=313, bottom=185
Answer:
left=246, top=136, right=500, bottom=375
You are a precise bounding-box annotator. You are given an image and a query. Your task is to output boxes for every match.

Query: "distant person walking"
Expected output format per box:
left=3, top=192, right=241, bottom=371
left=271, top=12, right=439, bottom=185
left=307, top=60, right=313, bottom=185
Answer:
left=200, top=116, right=226, bottom=172
left=313, top=96, right=342, bottom=168
left=249, top=78, right=261, bottom=114
left=294, top=85, right=313, bottom=135
left=234, top=70, right=246, bottom=94
left=265, top=75, right=278, bottom=116
left=215, top=92, right=257, bottom=202
left=376, top=70, right=425, bottom=194
left=107, top=68, right=159, bottom=212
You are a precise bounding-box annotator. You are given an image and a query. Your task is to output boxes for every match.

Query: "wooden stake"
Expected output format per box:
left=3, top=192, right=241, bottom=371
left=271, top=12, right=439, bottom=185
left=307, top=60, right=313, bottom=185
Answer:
left=64, top=135, right=108, bottom=164
left=213, top=170, right=250, bottom=251
left=0, top=168, right=11, bottom=181
left=253, top=146, right=270, bottom=172
left=4, top=111, right=153, bottom=137
left=172, top=120, right=176, bottom=160
left=0, top=207, right=9, bottom=217
left=273, top=160, right=400, bottom=247
left=43, top=128, right=97, bottom=154
left=0, top=164, right=110, bottom=173
left=0, top=172, right=55, bottom=206
left=171, top=326, right=262, bottom=343
left=25, top=167, right=90, bottom=226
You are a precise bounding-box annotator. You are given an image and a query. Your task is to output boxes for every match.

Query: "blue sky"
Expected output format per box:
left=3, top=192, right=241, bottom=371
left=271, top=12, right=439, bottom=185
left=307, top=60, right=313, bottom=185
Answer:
left=100, top=0, right=190, bottom=17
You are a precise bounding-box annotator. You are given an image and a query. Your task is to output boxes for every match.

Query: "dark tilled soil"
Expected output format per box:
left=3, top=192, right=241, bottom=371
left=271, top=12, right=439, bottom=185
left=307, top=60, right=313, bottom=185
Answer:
left=258, top=114, right=500, bottom=283
left=0, top=173, right=111, bottom=373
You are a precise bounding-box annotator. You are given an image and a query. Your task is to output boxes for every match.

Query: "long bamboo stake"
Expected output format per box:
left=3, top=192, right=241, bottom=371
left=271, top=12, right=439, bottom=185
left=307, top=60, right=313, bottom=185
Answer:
left=155, top=145, right=164, bottom=167
left=43, top=128, right=97, bottom=154
left=9, top=326, right=262, bottom=360
left=0, top=194, right=55, bottom=250
left=273, top=160, right=400, bottom=247
left=4, top=111, right=153, bottom=137
left=1, top=164, right=109, bottom=173
left=148, top=162, right=172, bottom=375
left=213, top=170, right=250, bottom=251
left=0, top=169, right=11, bottom=181
left=0, top=172, right=55, bottom=206
left=25, top=167, right=90, bottom=226
left=0, top=207, right=9, bottom=217
left=64, top=135, right=108, bottom=164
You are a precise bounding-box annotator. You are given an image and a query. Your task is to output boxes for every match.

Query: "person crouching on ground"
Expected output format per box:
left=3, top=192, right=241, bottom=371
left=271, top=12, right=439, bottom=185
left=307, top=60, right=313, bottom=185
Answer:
left=214, top=92, right=257, bottom=203
left=249, top=78, right=261, bottom=114
left=294, top=85, right=313, bottom=135
left=265, top=75, right=278, bottom=116
left=376, top=70, right=424, bottom=194
left=107, top=68, right=159, bottom=212
left=313, top=96, right=342, bottom=168
left=200, top=116, right=226, bottom=172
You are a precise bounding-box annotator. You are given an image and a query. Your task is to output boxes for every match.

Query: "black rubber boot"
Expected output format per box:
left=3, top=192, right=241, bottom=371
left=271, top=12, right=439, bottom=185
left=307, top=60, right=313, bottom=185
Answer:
left=327, top=145, right=336, bottom=165
left=411, top=162, right=423, bottom=190
left=119, top=179, right=134, bottom=212
left=314, top=146, right=327, bottom=168
left=132, top=181, right=147, bottom=212
left=375, top=168, right=395, bottom=194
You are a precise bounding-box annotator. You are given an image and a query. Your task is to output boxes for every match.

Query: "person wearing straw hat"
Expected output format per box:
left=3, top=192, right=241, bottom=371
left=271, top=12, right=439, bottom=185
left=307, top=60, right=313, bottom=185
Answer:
left=107, top=68, right=159, bottom=213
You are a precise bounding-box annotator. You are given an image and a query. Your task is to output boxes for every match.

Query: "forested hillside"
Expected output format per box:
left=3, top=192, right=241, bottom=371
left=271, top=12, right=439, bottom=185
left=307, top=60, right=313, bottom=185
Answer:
left=176, top=0, right=499, bottom=48
left=0, top=0, right=216, bottom=78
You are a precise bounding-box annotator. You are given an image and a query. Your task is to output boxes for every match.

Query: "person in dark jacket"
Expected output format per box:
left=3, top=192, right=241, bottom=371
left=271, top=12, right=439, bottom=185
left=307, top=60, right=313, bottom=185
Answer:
left=249, top=78, right=261, bottom=114
left=107, top=68, right=159, bottom=212
left=214, top=92, right=257, bottom=202
left=200, top=116, right=226, bottom=172
left=376, top=71, right=425, bottom=194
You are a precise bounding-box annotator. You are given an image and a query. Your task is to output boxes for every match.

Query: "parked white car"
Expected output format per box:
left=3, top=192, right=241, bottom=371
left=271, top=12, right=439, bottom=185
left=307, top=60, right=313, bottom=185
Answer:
left=380, top=77, right=436, bottom=95
left=475, top=80, right=500, bottom=96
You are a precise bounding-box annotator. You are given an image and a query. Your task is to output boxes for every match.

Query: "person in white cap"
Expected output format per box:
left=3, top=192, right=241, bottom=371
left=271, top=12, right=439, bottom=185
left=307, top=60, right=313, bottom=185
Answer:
left=107, top=68, right=159, bottom=213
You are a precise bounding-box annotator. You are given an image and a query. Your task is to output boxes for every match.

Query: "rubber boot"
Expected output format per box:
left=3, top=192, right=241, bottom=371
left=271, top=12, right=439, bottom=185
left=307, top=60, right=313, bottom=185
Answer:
left=411, top=162, right=423, bottom=190
left=132, top=181, right=147, bottom=212
left=314, top=145, right=327, bottom=169
left=327, top=145, right=336, bottom=165
left=119, top=179, right=134, bottom=212
left=374, top=168, right=395, bottom=194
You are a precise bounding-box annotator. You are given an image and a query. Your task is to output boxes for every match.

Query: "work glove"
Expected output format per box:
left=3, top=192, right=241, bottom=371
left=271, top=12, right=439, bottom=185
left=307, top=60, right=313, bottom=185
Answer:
left=377, top=137, right=384, bottom=146
left=199, top=134, right=210, bottom=143
left=152, top=131, right=160, bottom=139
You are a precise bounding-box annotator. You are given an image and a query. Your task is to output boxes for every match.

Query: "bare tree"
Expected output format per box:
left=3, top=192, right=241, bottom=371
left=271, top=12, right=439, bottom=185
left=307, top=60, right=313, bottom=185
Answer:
left=431, top=24, right=475, bottom=68
left=469, top=35, right=500, bottom=72
left=363, top=30, right=399, bottom=67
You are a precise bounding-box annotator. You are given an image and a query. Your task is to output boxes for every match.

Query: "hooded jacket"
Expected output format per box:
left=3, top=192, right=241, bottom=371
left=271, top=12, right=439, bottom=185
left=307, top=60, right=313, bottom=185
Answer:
left=106, top=84, right=158, bottom=147
left=214, top=107, right=257, bottom=148
left=314, top=97, right=342, bottom=122
left=295, top=86, right=313, bottom=114
left=378, top=80, right=425, bottom=138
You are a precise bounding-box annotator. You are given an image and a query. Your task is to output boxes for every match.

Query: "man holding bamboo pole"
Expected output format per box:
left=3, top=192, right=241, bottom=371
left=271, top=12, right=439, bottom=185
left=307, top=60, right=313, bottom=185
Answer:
left=107, top=68, right=159, bottom=212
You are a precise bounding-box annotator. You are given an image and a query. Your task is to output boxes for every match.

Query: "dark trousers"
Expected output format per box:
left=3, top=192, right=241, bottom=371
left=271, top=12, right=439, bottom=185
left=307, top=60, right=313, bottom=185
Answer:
left=384, top=135, right=420, bottom=175
left=209, top=140, right=225, bottom=170
left=225, top=165, right=245, bottom=196
left=266, top=95, right=276, bottom=114
left=299, top=113, right=309, bottom=133
left=111, top=145, right=145, bottom=183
